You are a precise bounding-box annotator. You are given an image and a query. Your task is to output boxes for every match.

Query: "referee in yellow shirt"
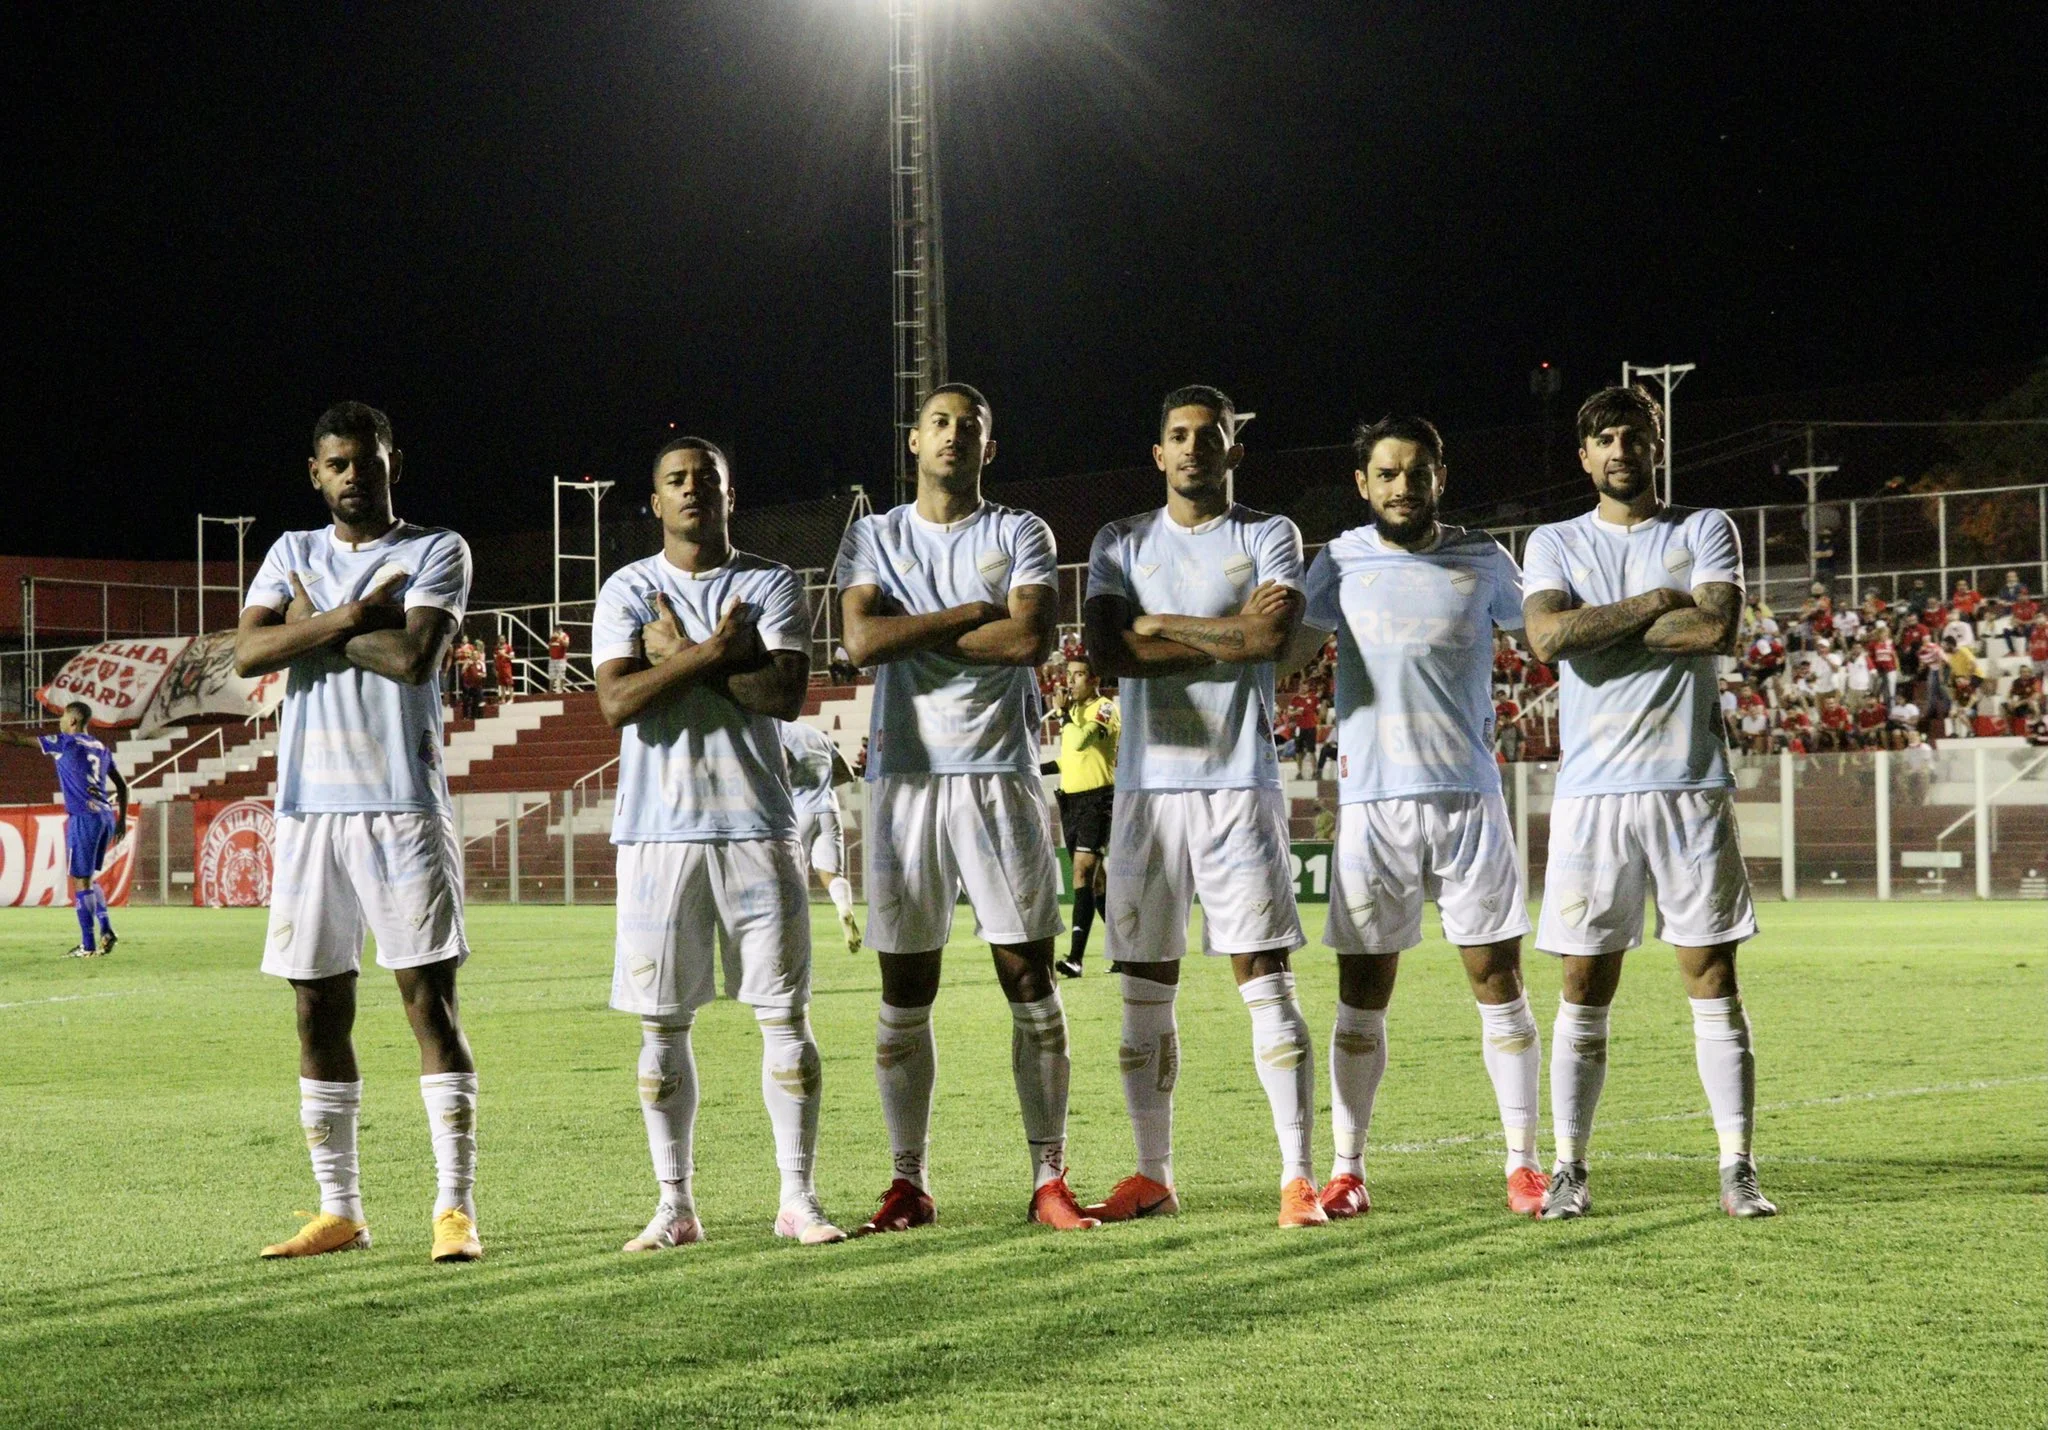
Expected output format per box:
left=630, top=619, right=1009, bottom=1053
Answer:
left=1049, top=653, right=1118, bottom=978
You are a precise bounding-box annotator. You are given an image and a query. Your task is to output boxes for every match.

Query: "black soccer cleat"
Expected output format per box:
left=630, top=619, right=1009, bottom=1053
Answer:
left=1540, top=1161, right=1591, bottom=1220
left=1055, top=956, right=1084, bottom=979
left=98, top=929, right=118, bottom=956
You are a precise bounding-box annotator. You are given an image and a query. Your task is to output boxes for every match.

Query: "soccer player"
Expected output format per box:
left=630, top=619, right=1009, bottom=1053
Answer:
left=1288, top=415, right=1548, bottom=1219
left=779, top=716, right=863, bottom=952
left=1520, top=383, right=1777, bottom=1220
left=233, top=401, right=483, bottom=1262
left=1082, top=384, right=1325, bottom=1228
left=594, top=436, right=844, bottom=1251
left=834, top=383, right=1095, bottom=1234
left=0, top=702, right=129, bottom=956
left=1048, top=653, right=1117, bottom=979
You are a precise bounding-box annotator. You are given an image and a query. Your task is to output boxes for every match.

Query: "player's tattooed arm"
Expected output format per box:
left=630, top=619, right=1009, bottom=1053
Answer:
left=1129, top=582, right=1304, bottom=664
left=343, top=606, right=457, bottom=685
left=1083, top=594, right=1214, bottom=677
left=717, top=649, right=811, bottom=721
left=233, top=569, right=409, bottom=678
left=1644, top=582, right=1744, bottom=655
left=1521, top=586, right=1692, bottom=665
left=944, top=583, right=1058, bottom=667
left=837, top=584, right=1005, bottom=667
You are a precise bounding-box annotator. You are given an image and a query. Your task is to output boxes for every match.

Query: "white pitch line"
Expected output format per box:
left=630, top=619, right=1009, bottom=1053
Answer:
left=0, top=991, right=136, bottom=1012
left=1378, top=1075, right=2048, bottom=1154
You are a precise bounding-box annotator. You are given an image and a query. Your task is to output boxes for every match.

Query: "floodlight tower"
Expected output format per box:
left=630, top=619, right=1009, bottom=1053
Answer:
left=890, top=0, right=948, bottom=509
left=1621, top=360, right=1695, bottom=505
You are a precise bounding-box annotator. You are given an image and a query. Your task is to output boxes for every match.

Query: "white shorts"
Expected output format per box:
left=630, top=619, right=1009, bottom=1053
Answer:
left=612, top=838, right=812, bottom=1015
left=795, top=809, right=844, bottom=877
left=1105, top=787, right=1303, bottom=962
left=261, top=811, right=468, bottom=981
left=863, top=772, right=1064, bottom=952
left=1536, top=789, right=1758, bottom=956
left=1324, top=791, right=1530, bottom=956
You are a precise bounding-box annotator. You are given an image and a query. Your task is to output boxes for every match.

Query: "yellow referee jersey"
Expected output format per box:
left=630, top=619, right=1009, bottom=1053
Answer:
left=1056, top=695, right=1119, bottom=793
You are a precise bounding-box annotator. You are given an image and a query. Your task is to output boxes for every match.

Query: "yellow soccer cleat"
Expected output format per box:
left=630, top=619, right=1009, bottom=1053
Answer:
left=261, top=1210, right=371, bottom=1259
left=430, top=1208, right=483, bottom=1262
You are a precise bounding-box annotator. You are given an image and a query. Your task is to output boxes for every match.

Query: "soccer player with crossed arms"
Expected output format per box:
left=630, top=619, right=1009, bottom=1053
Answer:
left=1083, top=384, right=1327, bottom=1228
left=235, top=401, right=483, bottom=1263
left=834, top=383, right=1096, bottom=1234
left=1288, top=415, right=1549, bottom=1219
left=1520, top=383, right=1776, bottom=1220
left=594, top=435, right=845, bottom=1251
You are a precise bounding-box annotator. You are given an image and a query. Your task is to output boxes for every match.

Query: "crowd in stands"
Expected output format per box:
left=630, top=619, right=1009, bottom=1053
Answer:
left=1728, top=569, right=2047, bottom=752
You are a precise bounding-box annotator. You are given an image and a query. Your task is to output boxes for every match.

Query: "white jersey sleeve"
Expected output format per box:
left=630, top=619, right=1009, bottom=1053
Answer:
left=1009, top=512, right=1058, bottom=591
left=1519, top=523, right=1571, bottom=597
left=1487, top=540, right=1527, bottom=631
left=1301, top=545, right=1341, bottom=632
left=246, top=535, right=297, bottom=613
left=833, top=516, right=886, bottom=592
left=1254, top=514, right=1307, bottom=591
left=403, top=532, right=471, bottom=618
left=1085, top=523, right=1131, bottom=603
left=592, top=571, right=650, bottom=667
left=1690, top=508, right=1746, bottom=590
left=753, top=565, right=811, bottom=654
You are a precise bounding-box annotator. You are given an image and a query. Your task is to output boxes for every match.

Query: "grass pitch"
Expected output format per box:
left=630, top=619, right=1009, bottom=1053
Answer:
left=1, top=900, right=2041, bottom=1427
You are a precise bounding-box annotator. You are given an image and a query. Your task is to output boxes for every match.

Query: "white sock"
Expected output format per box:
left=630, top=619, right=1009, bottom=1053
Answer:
left=1241, top=971, right=1315, bottom=1187
left=1551, top=1001, right=1610, bottom=1167
left=876, top=1002, right=936, bottom=1191
left=1118, top=974, right=1179, bottom=1187
left=1690, top=996, right=1757, bottom=1167
left=1328, top=1003, right=1386, bottom=1181
left=1009, top=992, right=1072, bottom=1190
left=826, top=876, right=855, bottom=919
left=299, top=1077, right=363, bottom=1223
left=1477, top=995, right=1543, bottom=1175
left=418, top=1072, right=478, bottom=1220
left=638, top=1016, right=698, bottom=1211
left=757, top=1005, right=822, bottom=1203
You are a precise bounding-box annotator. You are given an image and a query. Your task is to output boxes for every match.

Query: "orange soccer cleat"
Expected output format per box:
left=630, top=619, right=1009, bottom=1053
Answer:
left=1279, top=1177, right=1331, bottom=1228
left=851, top=1177, right=936, bottom=1237
left=1028, top=1176, right=1101, bottom=1231
left=1318, top=1172, right=1371, bottom=1220
left=1083, top=1174, right=1180, bottom=1223
left=260, top=1211, right=371, bottom=1259
left=1506, top=1166, right=1550, bottom=1217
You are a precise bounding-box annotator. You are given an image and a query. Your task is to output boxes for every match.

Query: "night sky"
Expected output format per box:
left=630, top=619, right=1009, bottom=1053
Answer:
left=10, top=2, right=2043, bottom=560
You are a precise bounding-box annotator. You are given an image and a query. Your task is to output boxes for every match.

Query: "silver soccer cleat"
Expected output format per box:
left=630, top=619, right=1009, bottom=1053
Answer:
left=1720, top=1159, right=1779, bottom=1218
left=1540, top=1161, right=1591, bottom=1220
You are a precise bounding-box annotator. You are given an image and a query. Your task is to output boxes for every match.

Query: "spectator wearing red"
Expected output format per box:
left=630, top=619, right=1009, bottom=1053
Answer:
left=1492, top=631, right=1524, bottom=689
left=2029, top=616, right=2048, bottom=681
left=1524, top=658, right=1555, bottom=694
left=1854, top=697, right=1888, bottom=747
left=1494, top=692, right=1524, bottom=763
left=457, top=636, right=485, bottom=720
left=1950, top=578, right=1981, bottom=620
left=493, top=639, right=515, bottom=701
left=546, top=626, right=572, bottom=692
left=1817, top=693, right=1854, bottom=751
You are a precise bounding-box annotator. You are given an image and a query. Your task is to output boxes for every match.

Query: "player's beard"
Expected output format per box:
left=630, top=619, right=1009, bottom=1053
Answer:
left=1594, top=464, right=1654, bottom=504
left=1372, top=495, right=1437, bottom=547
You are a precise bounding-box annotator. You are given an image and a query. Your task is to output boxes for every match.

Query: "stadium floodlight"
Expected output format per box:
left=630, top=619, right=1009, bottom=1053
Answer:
left=197, top=514, right=256, bottom=635
left=890, top=0, right=947, bottom=508
left=1621, top=361, right=1694, bottom=505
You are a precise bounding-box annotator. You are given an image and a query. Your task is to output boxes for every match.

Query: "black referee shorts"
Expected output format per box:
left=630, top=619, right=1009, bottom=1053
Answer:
left=1057, top=786, right=1114, bottom=857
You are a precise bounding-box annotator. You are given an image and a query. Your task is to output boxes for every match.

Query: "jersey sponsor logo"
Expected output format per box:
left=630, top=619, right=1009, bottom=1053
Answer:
left=1586, top=708, right=1687, bottom=762
left=1664, top=547, right=1693, bottom=574
left=1448, top=569, right=1478, bottom=596
left=300, top=728, right=390, bottom=787
left=1378, top=712, right=1464, bottom=767
left=1345, top=608, right=1478, bottom=650
left=976, top=549, right=1012, bottom=588
left=198, top=799, right=275, bottom=908
left=1222, top=553, right=1255, bottom=586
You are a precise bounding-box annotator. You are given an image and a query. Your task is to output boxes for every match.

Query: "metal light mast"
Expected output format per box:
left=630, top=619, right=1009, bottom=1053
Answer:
left=1621, top=361, right=1695, bottom=506
left=890, top=0, right=948, bottom=509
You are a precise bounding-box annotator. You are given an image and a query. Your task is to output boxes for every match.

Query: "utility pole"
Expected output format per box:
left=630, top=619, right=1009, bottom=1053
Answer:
left=1789, top=462, right=1838, bottom=584
left=890, top=0, right=947, bottom=510
left=1621, top=361, right=1695, bottom=505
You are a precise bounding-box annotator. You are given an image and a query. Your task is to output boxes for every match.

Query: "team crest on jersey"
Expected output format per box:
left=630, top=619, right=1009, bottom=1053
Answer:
left=976, top=550, right=1012, bottom=588
left=1222, top=553, right=1255, bottom=586
left=1664, top=546, right=1693, bottom=574
left=1449, top=569, right=1478, bottom=596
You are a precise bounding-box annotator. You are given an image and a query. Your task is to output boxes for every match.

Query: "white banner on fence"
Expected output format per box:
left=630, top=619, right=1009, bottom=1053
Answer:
left=37, top=633, right=284, bottom=733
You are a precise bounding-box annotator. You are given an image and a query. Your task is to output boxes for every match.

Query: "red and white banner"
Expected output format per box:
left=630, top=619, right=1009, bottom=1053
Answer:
left=194, top=798, right=274, bottom=907
left=0, top=807, right=138, bottom=907
left=38, top=632, right=284, bottom=734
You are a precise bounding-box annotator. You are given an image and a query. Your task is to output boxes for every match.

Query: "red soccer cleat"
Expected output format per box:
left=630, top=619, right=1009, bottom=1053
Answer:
left=1506, top=1166, right=1550, bottom=1217
left=1318, top=1172, right=1370, bottom=1219
left=1083, top=1173, right=1180, bottom=1223
left=1279, top=1177, right=1330, bottom=1228
left=1028, top=1176, right=1101, bottom=1230
left=851, top=1177, right=936, bottom=1237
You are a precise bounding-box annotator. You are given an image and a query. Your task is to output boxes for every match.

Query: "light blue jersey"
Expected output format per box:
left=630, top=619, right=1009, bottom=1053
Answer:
left=833, top=501, right=1057, bottom=778
left=245, top=523, right=470, bottom=816
left=778, top=719, right=842, bottom=818
left=1303, top=524, right=1525, bottom=804
left=1086, top=505, right=1304, bottom=792
left=592, top=550, right=809, bottom=843
left=1521, top=505, right=1744, bottom=797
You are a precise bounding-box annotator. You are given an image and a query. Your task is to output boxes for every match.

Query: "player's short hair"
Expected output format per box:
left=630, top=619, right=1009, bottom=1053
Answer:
left=1160, top=384, right=1236, bottom=439
left=312, top=401, right=394, bottom=453
left=919, top=382, right=993, bottom=433
left=651, top=435, right=730, bottom=480
left=1576, top=384, right=1664, bottom=446
left=1065, top=653, right=1092, bottom=673
left=64, top=701, right=92, bottom=724
left=1352, top=414, right=1445, bottom=471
